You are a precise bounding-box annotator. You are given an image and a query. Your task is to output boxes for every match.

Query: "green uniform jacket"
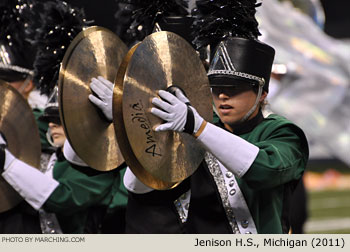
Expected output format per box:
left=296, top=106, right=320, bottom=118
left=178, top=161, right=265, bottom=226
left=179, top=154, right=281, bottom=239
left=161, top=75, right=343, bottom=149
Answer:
left=44, top=159, right=128, bottom=233
left=125, top=114, right=309, bottom=234
left=236, top=114, right=309, bottom=233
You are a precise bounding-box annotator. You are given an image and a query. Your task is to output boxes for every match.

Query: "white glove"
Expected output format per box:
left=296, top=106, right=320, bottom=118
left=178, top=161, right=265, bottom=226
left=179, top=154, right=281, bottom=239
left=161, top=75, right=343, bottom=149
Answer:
left=151, top=90, right=188, bottom=132
left=151, top=89, right=204, bottom=134
left=63, top=139, right=88, bottom=167
left=169, top=86, right=190, bottom=104
left=88, top=76, right=114, bottom=122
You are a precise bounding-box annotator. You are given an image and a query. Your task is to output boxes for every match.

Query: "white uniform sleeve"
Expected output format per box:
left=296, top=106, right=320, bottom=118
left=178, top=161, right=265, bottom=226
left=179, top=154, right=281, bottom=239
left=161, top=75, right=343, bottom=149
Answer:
left=197, top=122, right=259, bottom=178
left=2, top=149, right=59, bottom=210
left=123, top=167, right=154, bottom=194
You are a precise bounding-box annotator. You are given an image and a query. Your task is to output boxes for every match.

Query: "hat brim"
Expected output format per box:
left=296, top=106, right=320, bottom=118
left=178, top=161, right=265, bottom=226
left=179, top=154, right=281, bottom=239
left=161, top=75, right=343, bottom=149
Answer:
left=208, top=74, right=259, bottom=88
left=0, top=69, right=31, bottom=82
left=38, top=106, right=61, bottom=125
left=38, top=114, right=61, bottom=125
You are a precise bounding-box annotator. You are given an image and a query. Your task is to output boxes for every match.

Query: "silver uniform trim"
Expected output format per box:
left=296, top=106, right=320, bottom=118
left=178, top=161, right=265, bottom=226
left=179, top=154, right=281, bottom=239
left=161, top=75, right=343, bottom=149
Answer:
left=204, top=152, right=240, bottom=233
left=42, top=153, right=57, bottom=175
left=173, top=190, right=191, bottom=223
left=39, top=152, right=62, bottom=234
left=39, top=209, right=63, bottom=234
left=217, top=161, right=258, bottom=234
left=39, top=153, right=52, bottom=173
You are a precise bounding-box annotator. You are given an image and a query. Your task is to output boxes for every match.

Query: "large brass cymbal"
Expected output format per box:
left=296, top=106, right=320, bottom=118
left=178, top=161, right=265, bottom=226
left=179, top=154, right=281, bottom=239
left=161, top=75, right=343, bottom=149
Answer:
left=114, top=31, right=212, bottom=189
left=59, top=26, right=128, bottom=171
left=113, top=43, right=179, bottom=190
left=0, top=82, right=41, bottom=213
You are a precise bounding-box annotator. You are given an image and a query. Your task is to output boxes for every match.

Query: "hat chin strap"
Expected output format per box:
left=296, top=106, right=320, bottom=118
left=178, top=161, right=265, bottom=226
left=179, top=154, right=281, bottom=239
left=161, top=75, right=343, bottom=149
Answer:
left=239, top=79, right=264, bottom=123
left=46, top=129, right=62, bottom=148
left=17, top=75, right=32, bottom=95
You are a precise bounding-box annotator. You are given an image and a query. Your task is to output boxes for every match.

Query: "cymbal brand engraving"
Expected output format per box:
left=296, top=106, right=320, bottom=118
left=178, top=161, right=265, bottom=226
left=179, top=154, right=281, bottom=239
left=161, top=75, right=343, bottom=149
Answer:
left=130, top=100, right=161, bottom=157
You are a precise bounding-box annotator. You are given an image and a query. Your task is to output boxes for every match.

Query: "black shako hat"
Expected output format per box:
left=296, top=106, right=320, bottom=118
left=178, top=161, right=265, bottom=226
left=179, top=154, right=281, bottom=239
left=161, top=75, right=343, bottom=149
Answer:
left=192, top=0, right=275, bottom=92
left=38, top=86, right=60, bottom=125
left=0, top=0, right=37, bottom=82
left=208, top=37, right=275, bottom=92
left=156, top=16, right=194, bottom=45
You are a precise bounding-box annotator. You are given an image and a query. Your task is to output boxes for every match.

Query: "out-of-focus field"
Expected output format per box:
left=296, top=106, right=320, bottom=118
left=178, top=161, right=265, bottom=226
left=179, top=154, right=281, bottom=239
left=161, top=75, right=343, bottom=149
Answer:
left=305, top=189, right=350, bottom=233
left=303, top=161, right=350, bottom=234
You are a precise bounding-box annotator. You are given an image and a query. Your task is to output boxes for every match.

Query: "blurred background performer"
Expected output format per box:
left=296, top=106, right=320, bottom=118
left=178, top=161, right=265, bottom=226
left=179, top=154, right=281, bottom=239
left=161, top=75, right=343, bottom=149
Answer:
left=114, top=0, right=194, bottom=47
left=122, top=0, right=309, bottom=233
left=0, top=0, right=47, bottom=109
left=0, top=0, right=47, bottom=234
left=113, top=0, right=148, bottom=48
left=0, top=0, right=51, bottom=163
left=1, top=0, right=128, bottom=233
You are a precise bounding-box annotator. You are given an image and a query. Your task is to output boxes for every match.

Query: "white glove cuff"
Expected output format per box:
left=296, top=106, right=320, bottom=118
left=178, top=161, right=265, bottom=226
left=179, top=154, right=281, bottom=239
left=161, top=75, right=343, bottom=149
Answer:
left=123, top=167, right=154, bottom=194
left=63, top=139, right=89, bottom=167
left=197, top=122, right=259, bottom=178
left=2, top=158, right=59, bottom=210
